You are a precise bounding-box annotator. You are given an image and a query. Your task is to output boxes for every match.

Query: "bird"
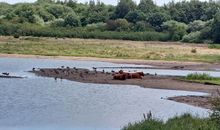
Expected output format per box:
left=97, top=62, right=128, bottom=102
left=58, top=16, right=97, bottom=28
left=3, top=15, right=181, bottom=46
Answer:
left=2, top=72, right=9, bottom=76
left=147, top=111, right=152, bottom=120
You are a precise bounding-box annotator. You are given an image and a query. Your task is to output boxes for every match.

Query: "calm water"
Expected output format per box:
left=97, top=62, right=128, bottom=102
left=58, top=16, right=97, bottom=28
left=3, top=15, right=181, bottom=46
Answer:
left=0, top=58, right=211, bottom=130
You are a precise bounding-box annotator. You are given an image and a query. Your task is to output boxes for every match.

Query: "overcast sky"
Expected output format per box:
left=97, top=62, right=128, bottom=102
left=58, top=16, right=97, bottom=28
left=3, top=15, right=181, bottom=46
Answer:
left=0, top=0, right=208, bottom=6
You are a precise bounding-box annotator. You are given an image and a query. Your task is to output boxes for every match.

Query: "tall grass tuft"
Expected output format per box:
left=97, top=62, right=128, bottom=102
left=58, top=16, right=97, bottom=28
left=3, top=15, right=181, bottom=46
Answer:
left=123, top=114, right=219, bottom=130
left=186, top=73, right=213, bottom=80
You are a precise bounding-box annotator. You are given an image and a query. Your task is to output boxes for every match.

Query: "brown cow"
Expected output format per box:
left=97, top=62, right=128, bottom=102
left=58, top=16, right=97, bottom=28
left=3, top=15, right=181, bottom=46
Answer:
left=113, top=73, right=126, bottom=80
left=129, top=73, right=143, bottom=79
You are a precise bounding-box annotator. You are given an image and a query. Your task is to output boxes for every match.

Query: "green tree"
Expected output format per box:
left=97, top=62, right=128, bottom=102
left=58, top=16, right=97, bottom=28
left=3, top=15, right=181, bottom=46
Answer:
left=211, top=13, right=220, bottom=43
left=14, top=4, right=36, bottom=23
left=125, top=10, right=146, bottom=23
left=138, top=0, right=157, bottom=15
left=64, top=14, right=81, bottom=27
left=113, top=0, right=136, bottom=19
left=147, top=12, right=171, bottom=31
left=46, top=4, right=74, bottom=18
left=165, top=0, right=220, bottom=23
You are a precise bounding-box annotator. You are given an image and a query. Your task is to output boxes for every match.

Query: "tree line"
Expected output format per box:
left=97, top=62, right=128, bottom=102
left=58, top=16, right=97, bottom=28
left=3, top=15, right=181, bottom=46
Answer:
left=0, top=0, right=220, bottom=43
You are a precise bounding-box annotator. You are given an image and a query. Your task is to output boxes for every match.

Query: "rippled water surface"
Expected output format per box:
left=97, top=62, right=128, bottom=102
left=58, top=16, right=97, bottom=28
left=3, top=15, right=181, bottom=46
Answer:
left=0, top=58, right=211, bottom=130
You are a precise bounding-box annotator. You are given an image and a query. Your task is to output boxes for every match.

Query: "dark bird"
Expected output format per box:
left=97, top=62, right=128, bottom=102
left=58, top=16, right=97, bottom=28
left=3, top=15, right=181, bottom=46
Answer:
left=2, top=72, right=9, bottom=76
left=147, top=111, right=152, bottom=120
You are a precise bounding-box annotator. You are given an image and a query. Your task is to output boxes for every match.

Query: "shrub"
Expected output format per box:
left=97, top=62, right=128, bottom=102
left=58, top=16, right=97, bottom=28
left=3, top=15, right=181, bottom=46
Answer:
left=86, top=22, right=106, bottom=31
left=50, top=18, right=65, bottom=27
left=182, top=31, right=202, bottom=43
left=64, top=14, right=81, bottom=27
left=132, top=21, right=155, bottom=32
left=13, top=34, right=20, bottom=38
left=115, top=19, right=130, bottom=31
left=191, top=48, right=197, bottom=53
left=188, top=20, right=206, bottom=32
left=162, top=20, right=188, bottom=41
left=106, top=19, right=130, bottom=31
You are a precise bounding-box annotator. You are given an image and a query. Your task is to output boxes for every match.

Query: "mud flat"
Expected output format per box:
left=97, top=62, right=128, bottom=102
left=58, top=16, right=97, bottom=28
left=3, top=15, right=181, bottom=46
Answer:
left=31, top=68, right=219, bottom=93
left=30, top=67, right=220, bottom=109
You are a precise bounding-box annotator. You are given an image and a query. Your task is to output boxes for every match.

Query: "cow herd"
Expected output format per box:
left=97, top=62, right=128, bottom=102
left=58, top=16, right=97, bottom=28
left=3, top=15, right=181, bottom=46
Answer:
left=112, top=70, right=144, bottom=80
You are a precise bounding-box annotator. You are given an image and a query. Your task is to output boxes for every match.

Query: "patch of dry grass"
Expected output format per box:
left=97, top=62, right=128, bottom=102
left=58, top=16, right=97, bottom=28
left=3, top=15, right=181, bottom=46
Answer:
left=0, top=36, right=220, bottom=63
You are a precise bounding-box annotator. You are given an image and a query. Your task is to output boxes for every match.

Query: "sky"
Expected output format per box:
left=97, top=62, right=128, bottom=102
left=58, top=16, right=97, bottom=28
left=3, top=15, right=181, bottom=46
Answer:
left=0, top=0, right=208, bottom=6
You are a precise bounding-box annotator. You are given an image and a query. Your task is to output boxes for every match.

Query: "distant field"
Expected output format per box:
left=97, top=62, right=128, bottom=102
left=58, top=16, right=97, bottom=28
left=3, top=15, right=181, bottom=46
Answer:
left=0, top=36, right=220, bottom=63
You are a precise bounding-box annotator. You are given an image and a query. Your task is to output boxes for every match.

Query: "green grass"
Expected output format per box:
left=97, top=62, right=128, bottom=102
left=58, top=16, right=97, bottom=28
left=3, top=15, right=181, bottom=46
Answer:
left=122, top=114, right=219, bottom=130
left=0, top=37, right=220, bottom=63
left=184, top=73, right=220, bottom=85
left=209, top=44, right=220, bottom=49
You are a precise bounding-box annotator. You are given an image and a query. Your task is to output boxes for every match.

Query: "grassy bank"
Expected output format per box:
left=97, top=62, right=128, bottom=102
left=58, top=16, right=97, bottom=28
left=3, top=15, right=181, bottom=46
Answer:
left=184, top=73, right=220, bottom=85
left=123, top=114, right=219, bottom=130
left=0, top=37, right=220, bottom=63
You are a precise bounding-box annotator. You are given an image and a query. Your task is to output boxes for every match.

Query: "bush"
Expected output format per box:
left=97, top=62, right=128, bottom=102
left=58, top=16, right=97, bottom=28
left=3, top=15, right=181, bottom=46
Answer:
left=64, top=14, right=81, bottom=27
left=106, top=19, right=130, bottom=31
left=188, top=20, right=206, bottom=32
left=162, top=20, right=188, bottom=41
left=85, top=22, right=106, bottom=31
left=0, top=23, right=170, bottom=41
left=182, top=31, right=202, bottom=43
left=50, top=18, right=65, bottom=27
left=132, top=21, right=155, bottom=32
left=191, top=48, right=197, bottom=53
left=13, top=34, right=20, bottom=38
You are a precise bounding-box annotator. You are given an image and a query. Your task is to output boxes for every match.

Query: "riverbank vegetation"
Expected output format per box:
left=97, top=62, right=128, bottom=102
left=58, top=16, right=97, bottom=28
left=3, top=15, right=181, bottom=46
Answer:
left=185, top=73, right=220, bottom=85
left=123, top=114, right=219, bottom=130
left=0, top=0, right=220, bottom=43
left=1, top=37, right=220, bottom=62
left=123, top=91, right=220, bottom=130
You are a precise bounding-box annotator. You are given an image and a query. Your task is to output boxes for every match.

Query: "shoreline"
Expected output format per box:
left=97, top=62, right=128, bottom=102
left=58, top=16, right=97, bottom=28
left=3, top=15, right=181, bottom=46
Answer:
left=0, top=53, right=220, bottom=71
left=1, top=54, right=219, bottom=109
left=30, top=67, right=220, bottom=109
